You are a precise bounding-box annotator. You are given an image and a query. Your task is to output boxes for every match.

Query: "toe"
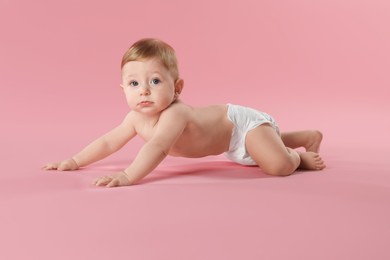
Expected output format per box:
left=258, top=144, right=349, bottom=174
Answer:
left=317, top=162, right=326, bottom=170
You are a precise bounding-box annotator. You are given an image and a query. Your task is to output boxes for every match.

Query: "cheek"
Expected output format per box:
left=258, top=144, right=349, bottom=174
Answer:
left=161, top=91, right=175, bottom=102
left=123, top=92, right=135, bottom=105
left=162, top=86, right=175, bottom=97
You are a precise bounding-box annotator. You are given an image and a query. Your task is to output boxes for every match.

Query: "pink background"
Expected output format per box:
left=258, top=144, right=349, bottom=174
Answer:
left=1, top=0, right=389, bottom=259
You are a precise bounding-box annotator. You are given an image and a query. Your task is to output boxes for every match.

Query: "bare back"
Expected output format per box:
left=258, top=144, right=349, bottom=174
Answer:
left=132, top=102, right=234, bottom=158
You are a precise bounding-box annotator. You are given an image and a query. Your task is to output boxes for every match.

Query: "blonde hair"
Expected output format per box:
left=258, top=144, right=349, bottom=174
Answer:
left=121, top=38, right=179, bottom=81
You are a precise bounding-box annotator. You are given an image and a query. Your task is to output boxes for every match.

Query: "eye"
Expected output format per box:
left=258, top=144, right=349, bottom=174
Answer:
left=151, top=78, right=161, bottom=85
left=129, top=81, right=139, bottom=87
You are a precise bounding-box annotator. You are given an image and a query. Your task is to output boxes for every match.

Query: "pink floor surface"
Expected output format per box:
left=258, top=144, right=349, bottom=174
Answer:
left=1, top=126, right=389, bottom=260
left=1, top=0, right=390, bottom=259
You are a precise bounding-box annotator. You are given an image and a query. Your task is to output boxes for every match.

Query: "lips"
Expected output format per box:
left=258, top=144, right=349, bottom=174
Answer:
left=138, top=101, right=153, bottom=106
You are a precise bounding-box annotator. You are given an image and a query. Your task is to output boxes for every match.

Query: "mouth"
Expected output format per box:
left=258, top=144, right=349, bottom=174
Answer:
left=138, top=101, right=153, bottom=106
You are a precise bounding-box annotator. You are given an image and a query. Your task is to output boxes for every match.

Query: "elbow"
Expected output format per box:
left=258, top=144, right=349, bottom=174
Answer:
left=157, top=144, right=171, bottom=157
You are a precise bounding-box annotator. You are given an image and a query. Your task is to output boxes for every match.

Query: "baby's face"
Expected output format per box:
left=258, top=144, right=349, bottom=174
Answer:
left=121, top=58, right=177, bottom=115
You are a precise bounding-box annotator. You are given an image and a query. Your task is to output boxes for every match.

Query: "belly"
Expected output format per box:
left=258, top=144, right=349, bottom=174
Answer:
left=169, top=138, right=229, bottom=158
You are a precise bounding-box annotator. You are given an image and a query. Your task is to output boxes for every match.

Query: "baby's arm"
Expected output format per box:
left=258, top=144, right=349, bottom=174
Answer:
left=94, top=106, right=188, bottom=187
left=43, top=112, right=137, bottom=171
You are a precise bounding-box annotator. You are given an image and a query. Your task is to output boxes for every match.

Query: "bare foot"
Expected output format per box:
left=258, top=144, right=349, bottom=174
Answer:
left=298, top=151, right=326, bottom=170
left=304, top=130, right=323, bottom=153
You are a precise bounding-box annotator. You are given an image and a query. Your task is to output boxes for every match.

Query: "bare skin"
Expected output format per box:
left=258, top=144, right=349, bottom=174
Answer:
left=281, top=130, right=326, bottom=171
left=43, top=58, right=326, bottom=187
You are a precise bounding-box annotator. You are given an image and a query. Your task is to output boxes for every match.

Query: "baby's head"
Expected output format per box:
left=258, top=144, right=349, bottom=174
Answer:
left=121, top=38, right=179, bottom=81
left=120, top=39, right=184, bottom=114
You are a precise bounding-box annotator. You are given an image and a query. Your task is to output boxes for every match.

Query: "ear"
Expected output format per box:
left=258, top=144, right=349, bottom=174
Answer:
left=174, top=78, right=184, bottom=94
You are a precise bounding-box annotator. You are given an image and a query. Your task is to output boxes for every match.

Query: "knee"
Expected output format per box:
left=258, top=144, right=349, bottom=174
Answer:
left=262, top=160, right=296, bottom=177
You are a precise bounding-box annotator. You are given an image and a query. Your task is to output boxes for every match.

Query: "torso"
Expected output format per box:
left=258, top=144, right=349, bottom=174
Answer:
left=132, top=102, right=234, bottom=158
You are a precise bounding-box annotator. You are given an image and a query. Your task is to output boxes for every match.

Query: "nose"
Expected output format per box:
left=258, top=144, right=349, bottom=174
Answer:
left=139, top=86, right=151, bottom=96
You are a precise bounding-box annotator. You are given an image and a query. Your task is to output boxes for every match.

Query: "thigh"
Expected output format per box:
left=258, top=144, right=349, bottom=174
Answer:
left=245, top=124, right=292, bottom=172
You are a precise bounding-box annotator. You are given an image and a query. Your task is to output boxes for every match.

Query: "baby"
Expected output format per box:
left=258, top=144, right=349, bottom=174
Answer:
left=43, top=38, right=325, bottom=187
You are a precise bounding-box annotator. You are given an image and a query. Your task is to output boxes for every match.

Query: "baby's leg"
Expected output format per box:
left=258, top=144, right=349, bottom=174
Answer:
left=245, top=124, right=301, bottom=176
left=281, top=130, right=323, bottom=152
left=281, top=130, right=326, bottom=170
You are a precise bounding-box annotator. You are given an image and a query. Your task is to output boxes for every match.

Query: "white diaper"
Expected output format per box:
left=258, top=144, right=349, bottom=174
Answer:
left=224, top=104, right=280, bottom=166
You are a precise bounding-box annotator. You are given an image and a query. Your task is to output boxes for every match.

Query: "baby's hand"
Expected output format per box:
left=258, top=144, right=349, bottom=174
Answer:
left=42, top=158, right=79, bottom=171
left=93, top=172, right=131, bottom=188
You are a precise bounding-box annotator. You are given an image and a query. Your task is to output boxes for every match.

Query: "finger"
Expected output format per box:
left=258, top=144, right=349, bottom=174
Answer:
left=95, top=178, right=107, bottom=186
left=92, top=177, right=108, bottom=185
left=58, top=162, right=70, bottom=171
left=42, top=164, right=57, bottom=170
left=107, top=179, right=119, bottom=188
left=95, top=177, right=112, bottom=186
left=92, top=178, right=99, bottom=185
left=95, top=179, right=107, bottom=186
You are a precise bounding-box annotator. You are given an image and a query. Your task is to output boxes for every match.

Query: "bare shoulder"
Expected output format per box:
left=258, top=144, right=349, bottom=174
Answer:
left=123, top=110, right=138, bottom=123
left=120, top=111, right=139, bottom=131
left=151, top=102, right=193, bottom=141
left=160, top=101, right=193, bottom=121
